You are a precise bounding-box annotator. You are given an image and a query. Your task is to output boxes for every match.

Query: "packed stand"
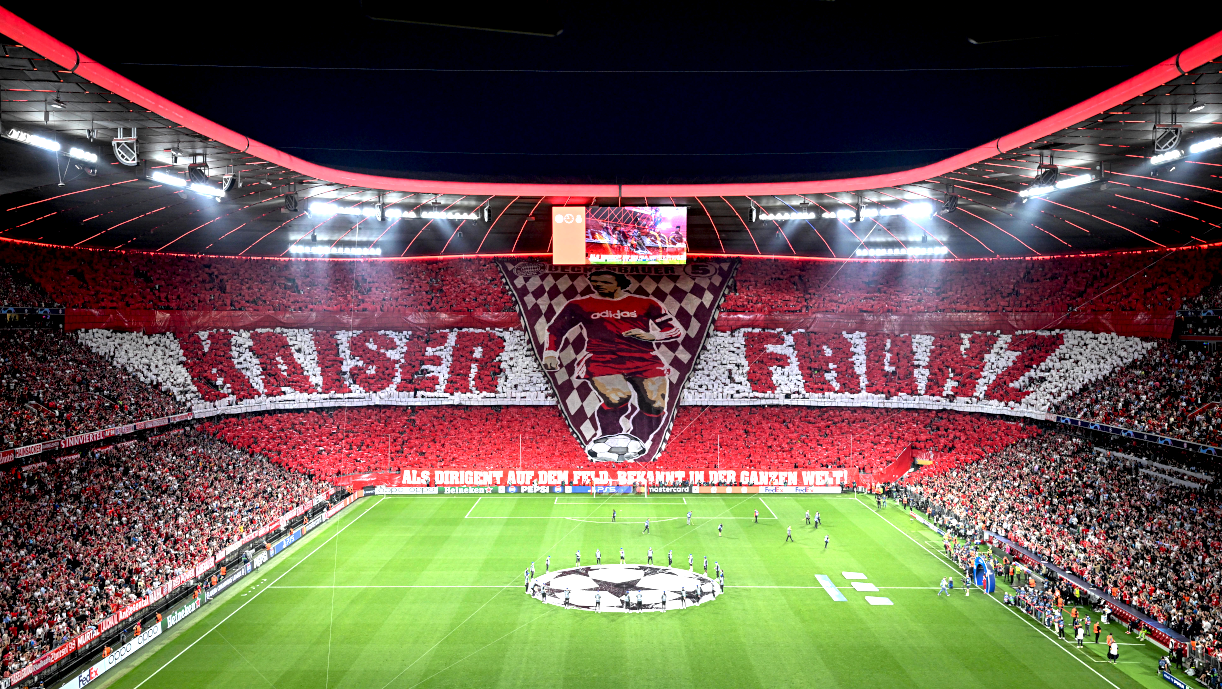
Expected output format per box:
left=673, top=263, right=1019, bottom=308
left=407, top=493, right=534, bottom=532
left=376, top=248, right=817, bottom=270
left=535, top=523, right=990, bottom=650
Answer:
left=722, top=249, right=1221, bottom=314
left=908, top=433, right=1222, bottom=657
left=0, top=330, right=183, bottom=448
left=0, top=429, right=327, bottom=676
left=1182, top=281, right=1222, bottom=309
left=202, top=406, right=1038, bottom=478
left=0, top=265, right=58, bottom=307
left=1053, top=341, right=1222, bottom=447
left=0, top=245, right=514, bottom=313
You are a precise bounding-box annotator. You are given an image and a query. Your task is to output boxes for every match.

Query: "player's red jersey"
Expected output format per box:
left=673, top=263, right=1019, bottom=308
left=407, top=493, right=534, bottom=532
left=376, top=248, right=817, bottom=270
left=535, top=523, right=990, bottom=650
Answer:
left=545, top=293, right=681, bottom=378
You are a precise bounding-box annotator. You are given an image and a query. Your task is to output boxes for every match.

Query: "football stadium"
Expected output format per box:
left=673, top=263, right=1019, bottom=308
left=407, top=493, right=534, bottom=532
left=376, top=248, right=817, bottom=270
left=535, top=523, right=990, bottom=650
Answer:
left=0, top=6, right=1221, bottom=689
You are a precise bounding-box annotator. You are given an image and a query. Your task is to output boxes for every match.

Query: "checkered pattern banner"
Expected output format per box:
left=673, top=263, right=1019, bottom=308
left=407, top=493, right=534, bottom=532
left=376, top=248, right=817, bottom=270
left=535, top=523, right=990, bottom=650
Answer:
left=497, top=259, right=739, bottom=462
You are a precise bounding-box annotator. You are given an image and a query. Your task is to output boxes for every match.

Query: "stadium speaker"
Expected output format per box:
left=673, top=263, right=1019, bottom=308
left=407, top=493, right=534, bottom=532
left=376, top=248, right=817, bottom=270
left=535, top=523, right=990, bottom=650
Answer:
left=284, top=194, right=299, bottom=213
left=482, top=205, right=492, bottom=223
left=748, top=205, right=758, bottom=223
left=940, top=195, right=959, bottom=214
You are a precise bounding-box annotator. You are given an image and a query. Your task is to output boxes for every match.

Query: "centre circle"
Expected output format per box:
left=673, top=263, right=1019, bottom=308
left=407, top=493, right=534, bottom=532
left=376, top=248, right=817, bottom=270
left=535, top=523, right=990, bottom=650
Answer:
left=527, top=565, right=723, bottom=612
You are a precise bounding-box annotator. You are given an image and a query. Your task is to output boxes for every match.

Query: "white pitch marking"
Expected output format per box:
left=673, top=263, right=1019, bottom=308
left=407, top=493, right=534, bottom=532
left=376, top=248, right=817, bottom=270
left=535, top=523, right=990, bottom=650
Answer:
left=464, top=497, right=482, bottom=519
left=683, top=497, right=687, bottom=504
left=851, top=495, right=1122, bottom=689
left=552, top=500, right=689, bottom=505
left=759, top=497, right=777, bottom=519
left=131, top=496, right=386, bottom=689
left=266, top=584, right=937, bottom=590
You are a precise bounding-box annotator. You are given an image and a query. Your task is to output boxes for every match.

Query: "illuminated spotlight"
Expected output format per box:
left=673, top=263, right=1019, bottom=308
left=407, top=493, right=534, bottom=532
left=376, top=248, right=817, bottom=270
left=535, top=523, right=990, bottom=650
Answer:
left=288, top=245, right=383, bottom=256
left=190, top=183, right=225, bottom=198
left=421, top=210, right=479, bottom=220
left=4, top=128, right=60, bottom=152
left=150, top=171, right=186, bottom=188
left=1189, top=136, right=1222, bottom=154
left=1149, top=149, right=1183, bottom=166
left=1019, top=174, right=1094, bottom=199
left=67, top=147, right=97, bottom=163
left=1189, top=99, right=1205, bottom=113
left=759, top=211, right=817, bottom=221
left=853, top=246, right=949, bottom=258
left=309, top=203, right=415, bottom=219
left=820, top=202, right=933, bottom=220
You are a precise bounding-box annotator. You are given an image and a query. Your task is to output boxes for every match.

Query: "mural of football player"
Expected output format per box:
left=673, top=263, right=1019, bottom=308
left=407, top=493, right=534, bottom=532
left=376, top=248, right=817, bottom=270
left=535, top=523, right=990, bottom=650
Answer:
left=542, top=270, right=682, bottom=445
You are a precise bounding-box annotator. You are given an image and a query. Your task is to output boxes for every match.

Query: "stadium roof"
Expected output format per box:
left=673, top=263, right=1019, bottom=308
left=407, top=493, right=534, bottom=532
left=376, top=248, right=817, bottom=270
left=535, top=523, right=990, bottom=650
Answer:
left=0, top=8, right=1220, bottom=259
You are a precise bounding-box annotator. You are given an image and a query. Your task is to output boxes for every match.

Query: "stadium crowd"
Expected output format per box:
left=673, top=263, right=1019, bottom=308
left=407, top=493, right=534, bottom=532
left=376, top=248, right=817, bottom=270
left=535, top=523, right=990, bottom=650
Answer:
left=0, top=429, right=327, bottom=677
left=0, top=246, right=514, bottom=313
left=909, top=433, right=1222, bottom=658
left=722, top=250, right=1221, bottom=314
left=1053, top=341, right=1222, bottom=446
left=0, top=330, right=182, bottom=448
left=201, top=406, right=1039, bottom=478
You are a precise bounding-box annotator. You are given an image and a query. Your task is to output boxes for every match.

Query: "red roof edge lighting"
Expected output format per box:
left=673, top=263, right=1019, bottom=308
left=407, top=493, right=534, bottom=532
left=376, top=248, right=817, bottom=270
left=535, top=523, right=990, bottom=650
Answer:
left=1, top=7, right=1220, bottom=197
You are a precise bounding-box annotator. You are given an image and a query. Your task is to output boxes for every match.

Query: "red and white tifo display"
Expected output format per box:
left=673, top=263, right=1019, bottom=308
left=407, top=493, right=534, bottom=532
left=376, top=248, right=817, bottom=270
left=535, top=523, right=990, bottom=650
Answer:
left=79, top=326, right=1150, bottom=420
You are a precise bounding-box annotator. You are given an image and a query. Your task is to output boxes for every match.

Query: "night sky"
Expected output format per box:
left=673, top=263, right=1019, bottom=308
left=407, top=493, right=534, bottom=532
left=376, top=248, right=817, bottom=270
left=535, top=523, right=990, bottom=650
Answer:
left=20, top=5, right=1220, bottom=184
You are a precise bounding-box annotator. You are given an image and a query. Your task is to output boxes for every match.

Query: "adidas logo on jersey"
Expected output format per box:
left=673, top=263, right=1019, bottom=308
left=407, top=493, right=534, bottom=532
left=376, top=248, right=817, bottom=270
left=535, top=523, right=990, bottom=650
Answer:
left=590, top=310, right=638, bottom=319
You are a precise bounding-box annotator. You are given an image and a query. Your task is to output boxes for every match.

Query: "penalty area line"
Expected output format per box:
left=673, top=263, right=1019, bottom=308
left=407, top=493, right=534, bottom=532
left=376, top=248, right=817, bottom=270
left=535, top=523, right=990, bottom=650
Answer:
left=850, top=495, right=1122, bottom=689
left=130, top=496, right=386, bottom=689
left=759, top=497, right=777, bottom=519
left=464, top=497, right=482, bottom=519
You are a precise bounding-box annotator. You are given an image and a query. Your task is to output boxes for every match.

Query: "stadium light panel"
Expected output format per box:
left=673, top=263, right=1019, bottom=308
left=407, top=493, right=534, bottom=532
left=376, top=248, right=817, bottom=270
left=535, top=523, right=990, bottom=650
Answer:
left=854, top=246, right=949, bottom=257
left=150, top=171, right=186, bottom=187
left=759, top=211, right=817, bottom=221
left=1149, top=149, right=1182, bottom=165
left=190, top=183, right=225, bottom=198
left=67, top=147, right=97, bottom=163
left=4, top=128, right=60, bottom=152
left=309, top=203, right=416, bottom=219
left=288, top=245, right=383, bottom=256
left=1189, top=136, right=1222, bottom=154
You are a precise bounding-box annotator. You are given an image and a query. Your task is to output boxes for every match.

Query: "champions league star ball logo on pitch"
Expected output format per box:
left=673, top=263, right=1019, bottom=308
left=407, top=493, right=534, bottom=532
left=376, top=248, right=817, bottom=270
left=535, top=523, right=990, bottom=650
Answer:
left=528, top=565, right=722, bottom=612
left=497, top=260, right=738, bottom=463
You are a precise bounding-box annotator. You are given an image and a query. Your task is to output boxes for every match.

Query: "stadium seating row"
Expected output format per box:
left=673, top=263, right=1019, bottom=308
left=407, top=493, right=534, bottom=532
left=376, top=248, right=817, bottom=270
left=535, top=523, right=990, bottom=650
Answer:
left=0, top=330, right=182, bottom=448
left=201, top=406, right=1040, bottom=478
left=1, top=245, right=1218, bottom=316
left=722, top=250, right=1221, bottom=314
left=0, top=430, right=326, bottom=675
left=1051, top=341, right=1222, bottom=447
left=909, top=433, right=1220, bottom=657
left=0, top=245, right=514, bottom=313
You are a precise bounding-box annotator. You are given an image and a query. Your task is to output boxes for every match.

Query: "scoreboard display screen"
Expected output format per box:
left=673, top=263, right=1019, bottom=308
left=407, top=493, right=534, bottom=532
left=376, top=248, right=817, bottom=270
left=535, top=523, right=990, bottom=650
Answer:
left=552, top=206, right=687, bottom=265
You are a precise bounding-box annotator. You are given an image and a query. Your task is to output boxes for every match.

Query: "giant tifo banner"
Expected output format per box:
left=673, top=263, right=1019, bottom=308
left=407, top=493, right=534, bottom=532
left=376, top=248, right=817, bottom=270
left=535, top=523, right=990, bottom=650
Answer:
left=77, top=328, right=553, bottom=408
left=496, top=259, right=738, bottom=463
left=683, top=328, right=1154, bottom=417
left=79, top=324, right=1152, bottom=421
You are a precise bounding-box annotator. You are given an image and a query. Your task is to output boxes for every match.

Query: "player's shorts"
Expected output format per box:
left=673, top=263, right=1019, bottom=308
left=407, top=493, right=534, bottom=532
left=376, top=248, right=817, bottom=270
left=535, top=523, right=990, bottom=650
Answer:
left=580, top=352, right=668, bottom=380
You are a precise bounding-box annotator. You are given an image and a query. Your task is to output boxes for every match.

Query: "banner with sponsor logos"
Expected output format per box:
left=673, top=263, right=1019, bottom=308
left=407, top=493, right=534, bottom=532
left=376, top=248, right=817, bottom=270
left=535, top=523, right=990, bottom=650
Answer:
left=165, top=598, right=202, bottom=630
left=67, top=622, right=162, bottom=689
left=497, top=259, right=738, bottom=463
left=204, top=562, right=254, bottom=600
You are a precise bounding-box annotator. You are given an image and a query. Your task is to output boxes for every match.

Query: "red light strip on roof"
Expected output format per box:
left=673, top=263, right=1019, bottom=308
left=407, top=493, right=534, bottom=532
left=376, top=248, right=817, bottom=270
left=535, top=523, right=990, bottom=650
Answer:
left=3, top=5, right=1218, bottom=196
left=5, top=179, right=136, bottom=211
left=476, top=195, right=517, bottom=253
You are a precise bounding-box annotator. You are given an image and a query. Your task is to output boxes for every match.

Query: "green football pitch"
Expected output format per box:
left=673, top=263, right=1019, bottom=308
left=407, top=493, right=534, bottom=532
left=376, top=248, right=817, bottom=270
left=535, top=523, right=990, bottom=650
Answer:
left=96, top=494, right=1177, bottom=689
